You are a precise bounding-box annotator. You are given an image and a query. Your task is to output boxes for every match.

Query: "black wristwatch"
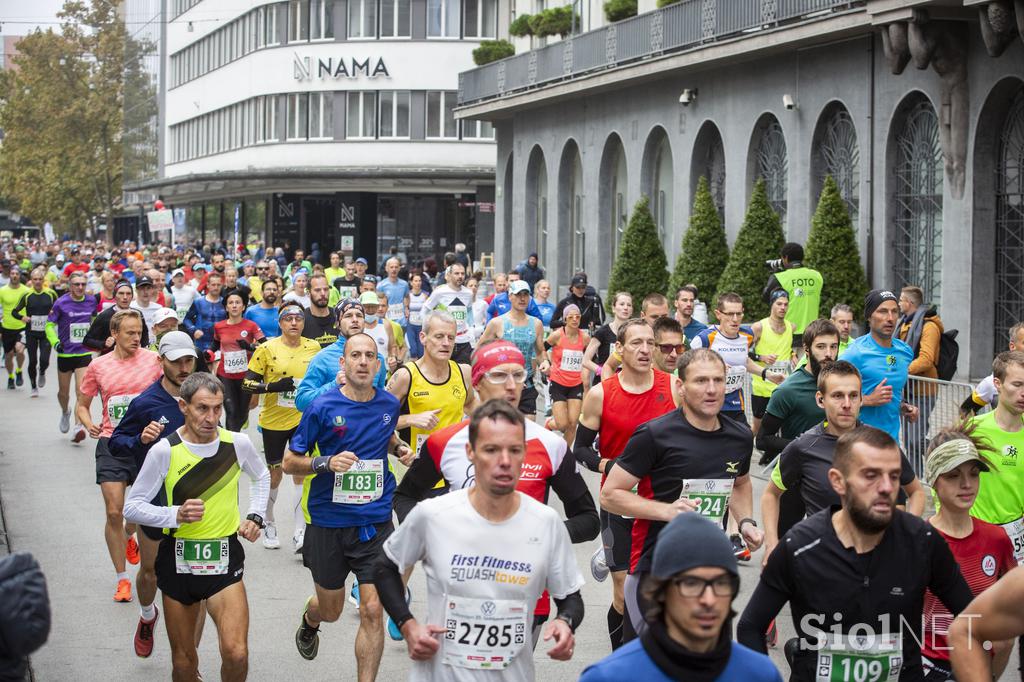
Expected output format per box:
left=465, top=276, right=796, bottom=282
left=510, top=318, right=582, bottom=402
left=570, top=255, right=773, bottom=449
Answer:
left=246, top=513, right=265, bottom=529
left=739, top=517, right=758, bottom=532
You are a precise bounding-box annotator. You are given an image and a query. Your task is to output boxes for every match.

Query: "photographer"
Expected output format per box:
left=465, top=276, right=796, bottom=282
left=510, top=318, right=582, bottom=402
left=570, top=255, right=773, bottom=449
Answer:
left=762, top=243, right=822, bottom=351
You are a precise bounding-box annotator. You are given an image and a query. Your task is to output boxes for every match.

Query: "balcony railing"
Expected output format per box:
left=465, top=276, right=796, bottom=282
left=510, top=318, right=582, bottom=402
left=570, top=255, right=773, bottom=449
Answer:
left=458, top=0, right=862, bottom=106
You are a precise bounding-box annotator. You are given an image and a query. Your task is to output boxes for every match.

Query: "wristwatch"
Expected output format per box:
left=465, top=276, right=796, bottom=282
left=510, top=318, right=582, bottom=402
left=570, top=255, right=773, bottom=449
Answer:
left=739, top=517, right=758, bottom=532
left=246, top=513, right=265, bottom=529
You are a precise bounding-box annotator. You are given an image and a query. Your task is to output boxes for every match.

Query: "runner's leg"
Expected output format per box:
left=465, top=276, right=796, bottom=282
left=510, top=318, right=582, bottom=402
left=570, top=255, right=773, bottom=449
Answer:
left=564, top=397, right=582, bottom=446
left=205, top=581, right=250, bottom=682
left=137, top=532, right=160, bottom=612
left=25, top=335, right=39, bottom=389
left=100, top=481, right=129, bottom=575
left=354, top=582, right=385, bottom=682
left=163, top=595, right=202, bottom=682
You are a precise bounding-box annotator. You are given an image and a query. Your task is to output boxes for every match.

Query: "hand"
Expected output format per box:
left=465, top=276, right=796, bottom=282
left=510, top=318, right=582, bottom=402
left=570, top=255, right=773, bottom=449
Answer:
left=538, top=360, right=551, bottom=375
left=104, top=336, right=114, bottom=348
left=267, top=377, right=295, bottom=393
left=395, top=444, right=415, bottom=467
left=335, top=367, right=347, bottom=386
left=741, top=524, right=765, bottom=552
left=176, top=498, right=205, bottom=525
left=901, top=403, right=920, bottom=423
left=237, top=339, right=254, bottom=352
left=409, top=409, right=441, bottom=431
left=20, top=316, right=30, bottom=325
left=762, top=353, right=778, bottom=366
left=863, top=378, right=892, bottom=406
left=543, top=618, right=575, bottom=660
left=402, top=620, right=444, bottom=661
left=663, top=497, right=697, bottom=521
left=760, top=539, right=777, bottom=569
left=140, top=420, right=165, bottom=444
left=193, top=329, right=204, bottom=340
left=237, top=520, right=261, bottom=542
left=329, top=451, right=358, bottom=473
left=54, top=342, right=64, bottom=354
left=87, top=421, right=102, bottom=438
left=768, top=371, right=785, bottom=386
left=388, top=355, right=398, bottom=372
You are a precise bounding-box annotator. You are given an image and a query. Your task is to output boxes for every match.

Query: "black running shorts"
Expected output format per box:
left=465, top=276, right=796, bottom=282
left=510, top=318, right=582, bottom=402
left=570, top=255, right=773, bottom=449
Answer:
left=302, top=521, right=394, bottom=590
left=57, top=354, right=92, bottom=373
left=156, top=535, right=245, bottom=606
left=549, top=380, right=583, bottom=403
left=261, top=427, right=297, bottom=467
left=95, top=437, right=137, bottom=485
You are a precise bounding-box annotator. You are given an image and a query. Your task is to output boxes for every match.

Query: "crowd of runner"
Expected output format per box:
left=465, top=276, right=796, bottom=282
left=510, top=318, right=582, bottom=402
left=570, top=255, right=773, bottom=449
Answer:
left=2, top=235, right=1024, bottom=682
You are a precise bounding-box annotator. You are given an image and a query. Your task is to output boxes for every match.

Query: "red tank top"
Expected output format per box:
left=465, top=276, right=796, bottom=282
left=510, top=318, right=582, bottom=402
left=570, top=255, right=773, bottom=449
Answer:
left=548, top=330, right=588, bottom=387
left=599, top=369, right=676, bottom=485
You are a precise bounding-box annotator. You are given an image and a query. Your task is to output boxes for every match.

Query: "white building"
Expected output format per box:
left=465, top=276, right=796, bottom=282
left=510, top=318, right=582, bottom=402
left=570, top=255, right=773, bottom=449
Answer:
left=125, top=0, right=498, bottom=269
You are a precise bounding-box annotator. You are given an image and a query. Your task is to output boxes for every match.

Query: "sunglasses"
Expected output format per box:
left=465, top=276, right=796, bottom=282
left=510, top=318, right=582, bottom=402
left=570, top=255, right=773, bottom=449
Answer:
left=657, top=343, right=686, bottom=355
left=483, top=369, right=527, bottom=384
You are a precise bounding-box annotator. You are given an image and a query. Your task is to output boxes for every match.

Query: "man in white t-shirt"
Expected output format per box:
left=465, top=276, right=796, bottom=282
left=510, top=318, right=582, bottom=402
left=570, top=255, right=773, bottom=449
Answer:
left=169, top=269, right=198, bottom=321
left=376, top=399, right=585, bottom=681
left=129, top=276, right=163, bottom=342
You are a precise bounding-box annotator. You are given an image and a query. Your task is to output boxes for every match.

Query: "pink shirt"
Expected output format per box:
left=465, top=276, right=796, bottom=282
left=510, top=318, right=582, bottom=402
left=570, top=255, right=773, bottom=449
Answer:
left=80, top=348, right=163, bottom=438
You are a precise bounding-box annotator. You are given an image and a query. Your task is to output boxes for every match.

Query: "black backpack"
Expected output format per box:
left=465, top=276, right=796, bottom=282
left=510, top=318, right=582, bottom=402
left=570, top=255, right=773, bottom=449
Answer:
left=936, top=329, right=959, bottom=381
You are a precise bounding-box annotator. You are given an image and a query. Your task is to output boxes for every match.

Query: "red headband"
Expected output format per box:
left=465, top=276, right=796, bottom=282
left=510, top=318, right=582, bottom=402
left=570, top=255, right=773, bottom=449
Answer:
left=471, top=341, right=525, bottom=387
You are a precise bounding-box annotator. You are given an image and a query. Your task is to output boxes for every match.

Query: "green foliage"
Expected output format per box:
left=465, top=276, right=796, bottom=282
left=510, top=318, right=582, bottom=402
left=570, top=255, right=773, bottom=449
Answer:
left=472, top=40, right=515, bottom=65
left=529, top=6, right=577, bottom=37
left=509, top=14, right=534, bottom=36
left=603, top=0, right=637, bottom=23
left=607, top=196, right=669, bottom=313
left=670, top=176, right=729, bottom=310
left=806, top=175, right=869, bottom=318
left=715, top=178, right=785, bottom=321
left=656, top=0, right=681, bottom=7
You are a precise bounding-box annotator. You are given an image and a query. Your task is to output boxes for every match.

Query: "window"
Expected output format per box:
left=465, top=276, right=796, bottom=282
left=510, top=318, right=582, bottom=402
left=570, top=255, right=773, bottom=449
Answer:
left=310, top=92, right=334, bottom=139
left=290, top=0, right=309, bottom=41
left=347, top=92, right=377, bottom=138
left=379, top=91, right=410, bottom=138
left=462, top=120, right=494, bottom=139
left=311, top=0, right=334, bottom=39
left=427, top=0, right=460, bottom=37
left=348, top=0, right=377, bottom=38
left=426, top=91, right=457, bottom=138
left=380, top=0, right=411, bottom=37
left=287, top=93, right=309, bottom=140
left=464, top=0, right=497, bottom=38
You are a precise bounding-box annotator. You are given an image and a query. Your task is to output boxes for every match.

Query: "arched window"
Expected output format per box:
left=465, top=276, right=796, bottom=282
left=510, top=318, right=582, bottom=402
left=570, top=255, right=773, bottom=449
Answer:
left=526, top=147, right=547, bottom=264
left=891, top=96, right=943, bottom=305
left=599, top=135, right=628, bottom=272
left=559, top=141, right=585, bottom=277
left=754, top=117, right=788, bottom=225
left=812, top=102, right=860, bottom=228
left=642, top=129, right=674, bottom=244
left=996, top=87, right=1024, bottom=352
left=691, top=122, right=725, bottom=218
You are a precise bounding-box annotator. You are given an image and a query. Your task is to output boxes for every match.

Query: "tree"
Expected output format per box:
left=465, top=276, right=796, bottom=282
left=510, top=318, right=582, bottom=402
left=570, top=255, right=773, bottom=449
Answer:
left=607, top=196, right=669, bottom=313
left=604, top=0, right=637, bottom=23
left=529, top=6, right=577, bottom=37
left=670, top=176, right=729, bottom=309
left=509, top=14, right=533, bottom=37
left=472, top=40, right=515, bottom=65
left=715, top=178, right=785, bottom=321
left=806, top=175, right=869, bottom=318
left=0, top=0, right=142, bottom=239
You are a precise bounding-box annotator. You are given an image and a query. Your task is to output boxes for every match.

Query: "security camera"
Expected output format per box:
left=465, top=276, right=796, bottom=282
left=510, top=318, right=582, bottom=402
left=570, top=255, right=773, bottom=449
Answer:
left=679, top=88, right=697, bottom=106
left=782, top=94, right=796, bottom=110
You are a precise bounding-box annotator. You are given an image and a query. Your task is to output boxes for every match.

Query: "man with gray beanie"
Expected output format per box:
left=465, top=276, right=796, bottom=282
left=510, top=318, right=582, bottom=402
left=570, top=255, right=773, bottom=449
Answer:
left=580, top=513, right=780, bottom=681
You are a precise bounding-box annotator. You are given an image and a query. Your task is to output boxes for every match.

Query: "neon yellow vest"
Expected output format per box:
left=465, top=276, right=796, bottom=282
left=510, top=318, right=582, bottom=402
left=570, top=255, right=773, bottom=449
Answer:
left=775, top=266, right=823, bottom=333
left=164, top=429, right=241, bottom=539
left=753, top=318, right=793, bottom=397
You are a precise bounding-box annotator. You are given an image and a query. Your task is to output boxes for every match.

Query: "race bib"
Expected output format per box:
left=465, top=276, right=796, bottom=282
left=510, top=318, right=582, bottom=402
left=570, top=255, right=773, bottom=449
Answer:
left=682, top=479, right=734, bottom=525
left=174, top=538, right=229, bottom=575
left=338, top=286, right=357, bottom=300
left=1001, top=517, right=1024, bottom=564
left=725, top=365, right=746, bottom=393
left=222, top=349, right=248, bottom=375
left=30, top=315, right=46, bottom=332
left=560, top=349, right=584, bottom=373
left=386, top=306, right=404, bottom=321
left=815, top=633, right=902, bottom=682
left=770, top=360, right=791, bottom=376
left=409, top=309, right=423, bottom=326
left=176, top=308, right=188, bottom=322
left=277, top=388, right=297, bottom=409
left=444, top=595, right=528, bottom=670
left=449, top=306, right=468, bottom=324
left=70, top=322, right=89, bottom=343
left=332, top=458, right=384, bottom=504
left=106, top=393, right=139, bottom=427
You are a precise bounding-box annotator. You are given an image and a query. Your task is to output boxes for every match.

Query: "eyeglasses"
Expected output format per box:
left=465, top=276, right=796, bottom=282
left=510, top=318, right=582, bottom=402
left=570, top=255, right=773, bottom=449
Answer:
left=483, top=369, right=527, bottom=384
left=658, top=343, right=686, bottom=355
left=716, top=311, right=744, bottom=318
left=70, top=282, right=87, bottom=287
left=674, top=575, right=737, bottom=598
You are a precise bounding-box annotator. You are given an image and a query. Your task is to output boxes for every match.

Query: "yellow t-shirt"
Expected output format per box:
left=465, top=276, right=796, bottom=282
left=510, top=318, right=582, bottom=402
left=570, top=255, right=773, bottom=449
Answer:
left=247, top=336, right=321, bottom=430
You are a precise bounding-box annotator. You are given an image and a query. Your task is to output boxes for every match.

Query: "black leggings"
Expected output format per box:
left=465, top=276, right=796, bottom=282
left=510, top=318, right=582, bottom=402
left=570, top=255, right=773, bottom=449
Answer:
left=220, top=376, right=249, bottom=432
left=25, top=333, right=50, bottom=388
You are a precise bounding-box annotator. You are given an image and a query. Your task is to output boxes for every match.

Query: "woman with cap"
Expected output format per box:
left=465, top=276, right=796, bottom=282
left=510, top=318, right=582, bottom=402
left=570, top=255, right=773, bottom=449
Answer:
left=580, top=513, right=780, bottom=681
left=545, top=303, right=589, bottom=445
left=920, top=426, right=1015, bottom=680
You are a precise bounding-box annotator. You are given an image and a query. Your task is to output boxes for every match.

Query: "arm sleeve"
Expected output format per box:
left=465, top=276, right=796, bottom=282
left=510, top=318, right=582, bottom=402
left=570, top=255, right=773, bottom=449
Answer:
left=242, top=369, right=272, bottom=394
left=393, top=444, right=446, bottom=523
left=123, top=440, right=178, bottom=528
left=572, top=423, right=601, bottom=472
left=45, top=321, right=60, bottom=348
left=549, top=450, right=600, bottom=543
left=552, top=591, right=585, bottom=632
left=82, top=311, right=109, bottom=351
left=235, top=434, right=271, bottom=518
left=755, top=411, right=791, bottom=460
left=929, top=528, right=974, bottom=615
left=382, top=503, right=428, bottom=573
left=374, top=553, right=415, bottom=626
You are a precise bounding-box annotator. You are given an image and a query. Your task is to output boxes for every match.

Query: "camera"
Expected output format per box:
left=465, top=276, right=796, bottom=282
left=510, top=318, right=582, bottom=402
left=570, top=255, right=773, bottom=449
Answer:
left=765, top=258, right=785, bottom=272
left=782, top=94, right=796, bottom=110
left=679, top=89, right=697, bottom=106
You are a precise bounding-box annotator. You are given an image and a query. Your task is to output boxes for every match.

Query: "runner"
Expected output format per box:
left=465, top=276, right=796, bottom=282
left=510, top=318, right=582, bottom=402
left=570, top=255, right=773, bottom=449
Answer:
left=477, top=280, right=549, bottom=417
left=420, top=262, right=474, bottom=364
left=830, top=303, right=854, bottom=356
left=405, top=273, right=428, bottom=360
left=243, top=305, right=323, bottom=551
left=375, top=399, right=585, bottom=678
left=244, top=279, right=282, bottom=339
left=574, top=319, right=681, bottom=650
left=130, top=275, right=163, bottom=341
left=750, top=290, right=795, bottom=436
left=651, top=317, right=686, bottom=375
left=600, top=348, right=760, bottom=644
left=84, top=279, right=151, bottom=354
left=211, top=290, right=265, bottom=431
left=736, top=426, right=973, bottom=681
left=46, top=270, right=95, bottom=440
left=149, top=307, right=181, bottom=349
left=378, top=296, right=408, bottom=367
left=284, top=334, right=412, bottom=680
left=582, top=292, right=632, bottom=386
left=182, top=271, right=226, bottom=355
left=920, top=428, right=1016, bottom=680
left=378, top=257, right=410, bottom=329
left=122, top=372, right=269, bottom=682
left=283, top=272, right=311, bottom=308
left=949, top=568, right=1024, bottom=681
left=961, top=321, right=1024, bottom=415
left=673, top=285, right=708, bottom=344
left=545, top=304, right=589, bottom=445
left=11, top=267, right=56, bottom=397
left=302, top=274, right=338, bottom=349
left=108, top=331, right=199, bottom=657
left=76, top=309, right=163, bottom=601
left=393, top=340, right=599, bottom=647
left=168, top=268, right=198, bottom=322
left=361, top=291, right=399, bottom=375
left=0, top=266, right=29, bottom=389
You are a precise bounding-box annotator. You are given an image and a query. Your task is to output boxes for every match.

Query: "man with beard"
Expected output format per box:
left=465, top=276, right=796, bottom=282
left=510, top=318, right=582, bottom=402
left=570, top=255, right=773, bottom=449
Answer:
left=245, top=279, right=282, bottom=339
left=196, top=252, right=227, bottom=293
left=302, top=274, right=338, bottom=348
left=85, top=279, right=151, bottom=354
left=736, top=426, right=972, bottom=681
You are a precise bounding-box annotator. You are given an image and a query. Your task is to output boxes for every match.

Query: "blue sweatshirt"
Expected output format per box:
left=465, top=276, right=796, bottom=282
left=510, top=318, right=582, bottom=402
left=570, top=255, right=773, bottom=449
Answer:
left=485, top=292, right=543, bottom=321
left=295, top=337, right=388, bottom=412
left=580, top=639, right=781, bottom=682
left=108, top=377, right=184, bottom=472
left=182, top=297, right=225, bottom=352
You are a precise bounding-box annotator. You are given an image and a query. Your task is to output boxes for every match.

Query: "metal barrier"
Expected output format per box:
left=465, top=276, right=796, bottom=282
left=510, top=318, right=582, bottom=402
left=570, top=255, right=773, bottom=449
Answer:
left=901, top=375, right=978, bottom=479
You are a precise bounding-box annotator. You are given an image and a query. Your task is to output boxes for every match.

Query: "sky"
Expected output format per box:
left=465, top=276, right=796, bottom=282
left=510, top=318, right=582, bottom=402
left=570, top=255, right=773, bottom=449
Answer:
left=0, top=0, right=66, bottom=36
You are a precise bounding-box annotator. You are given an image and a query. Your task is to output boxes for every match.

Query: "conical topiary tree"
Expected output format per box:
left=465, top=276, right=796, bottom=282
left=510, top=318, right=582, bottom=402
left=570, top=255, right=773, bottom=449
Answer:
left=670, top=176, right=729, bottom=307
left=715, top=178, right=785, bottom=322
left=607, top=195, right=669, bottom=313
left=806, top=175, right=869, bottom=318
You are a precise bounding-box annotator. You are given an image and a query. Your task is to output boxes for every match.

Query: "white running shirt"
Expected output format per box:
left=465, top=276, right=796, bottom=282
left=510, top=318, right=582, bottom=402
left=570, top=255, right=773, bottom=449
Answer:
left=422, top=285, right=473, bottom=345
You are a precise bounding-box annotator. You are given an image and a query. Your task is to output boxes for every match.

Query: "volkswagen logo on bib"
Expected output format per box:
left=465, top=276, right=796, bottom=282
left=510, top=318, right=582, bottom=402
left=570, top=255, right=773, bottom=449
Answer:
left=481, top=601, right=497, bottom=616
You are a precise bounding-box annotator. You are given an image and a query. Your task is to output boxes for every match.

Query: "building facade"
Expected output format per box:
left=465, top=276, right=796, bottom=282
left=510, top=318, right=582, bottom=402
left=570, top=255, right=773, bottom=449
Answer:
left=456, top=0, right=1024, bottom=377
left=124, top=0, right=498, bottom=270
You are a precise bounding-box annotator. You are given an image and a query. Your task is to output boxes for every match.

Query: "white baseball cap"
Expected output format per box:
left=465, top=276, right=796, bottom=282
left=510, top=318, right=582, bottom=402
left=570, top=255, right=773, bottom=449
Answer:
left=158, top=330, right=197, bottom=360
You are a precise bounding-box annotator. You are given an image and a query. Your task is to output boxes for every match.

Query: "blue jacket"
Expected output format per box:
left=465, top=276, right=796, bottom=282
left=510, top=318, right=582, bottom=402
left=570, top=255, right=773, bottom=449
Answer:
left=580, top=639, right=781, bottom=682
left=485, top=293, right=543, bottom=322
left=182, top=297, right=225, bottom=352
left=108, top=377, right=184, bottom=472
left=295, top=337, right=388, bottom=412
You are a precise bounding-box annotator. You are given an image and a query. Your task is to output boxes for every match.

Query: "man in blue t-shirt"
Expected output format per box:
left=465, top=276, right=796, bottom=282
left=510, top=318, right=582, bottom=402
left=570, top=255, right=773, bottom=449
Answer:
left=283, top=332, right=412, bottom=674
left=244, top=279, right=281, bottom=338
left=840, top=289, right=918, bottom=441
left=377, top=258, right=410, bottom=329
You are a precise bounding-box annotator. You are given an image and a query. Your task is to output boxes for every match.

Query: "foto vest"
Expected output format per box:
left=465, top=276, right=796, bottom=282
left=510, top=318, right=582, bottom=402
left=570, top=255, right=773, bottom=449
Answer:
left=776, top=266, right=823, bottom=333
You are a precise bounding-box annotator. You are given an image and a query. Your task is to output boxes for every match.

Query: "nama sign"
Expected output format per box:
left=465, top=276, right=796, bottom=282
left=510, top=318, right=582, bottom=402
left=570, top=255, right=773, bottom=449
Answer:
left=293, top=52, right=390, bottom=80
